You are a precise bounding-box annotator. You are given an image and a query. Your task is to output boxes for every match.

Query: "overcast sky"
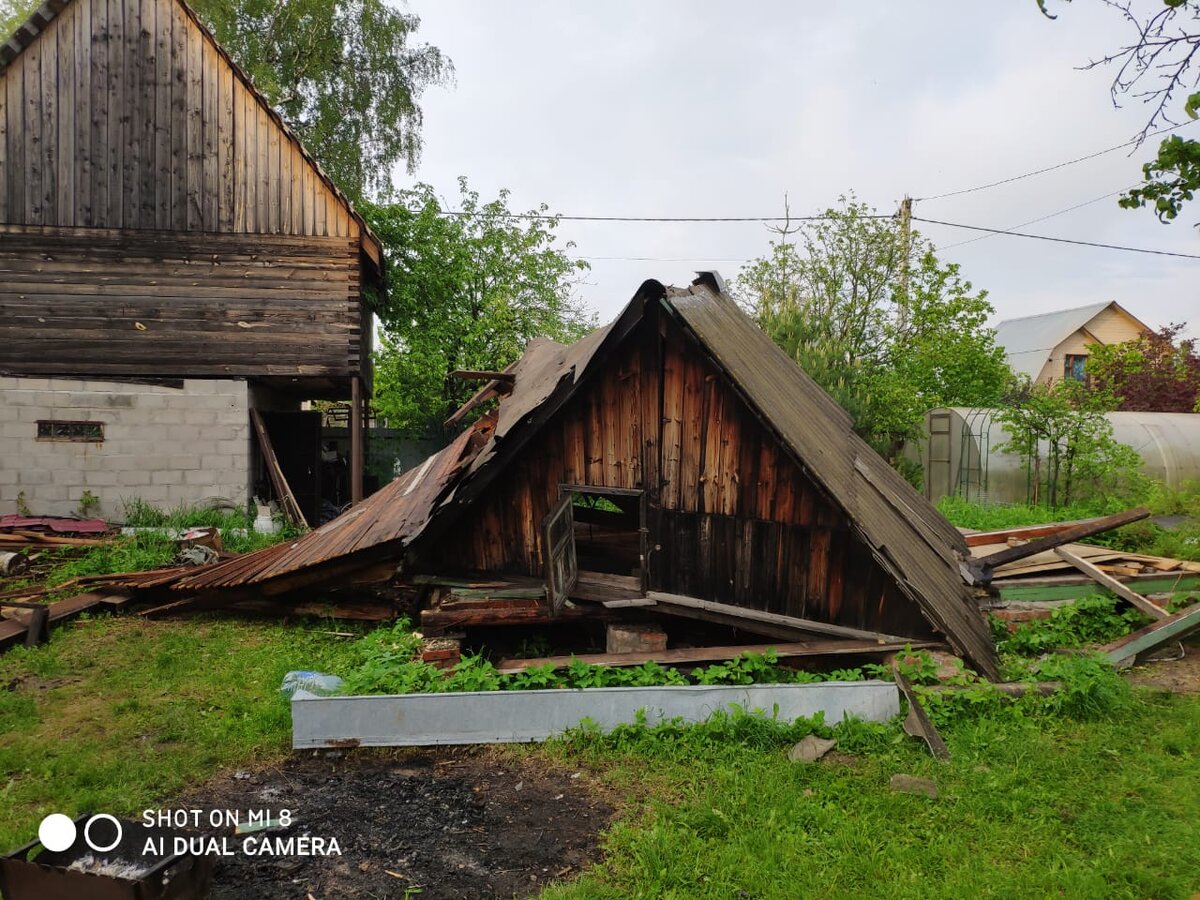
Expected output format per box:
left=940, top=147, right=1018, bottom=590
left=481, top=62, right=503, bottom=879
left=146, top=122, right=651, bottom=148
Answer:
left=400, top=1, right=1198, bottom=334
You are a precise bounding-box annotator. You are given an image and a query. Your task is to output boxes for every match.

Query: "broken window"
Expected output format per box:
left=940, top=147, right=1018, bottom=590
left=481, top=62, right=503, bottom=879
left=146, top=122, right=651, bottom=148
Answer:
left=36, top=420, right=104, bottom=442
left=561, top=486, right=645, bottom=579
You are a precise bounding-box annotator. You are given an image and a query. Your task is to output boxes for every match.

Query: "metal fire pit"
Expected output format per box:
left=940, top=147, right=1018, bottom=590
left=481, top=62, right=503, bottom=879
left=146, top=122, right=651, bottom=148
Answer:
left=0, top=815, right=213, bottom=900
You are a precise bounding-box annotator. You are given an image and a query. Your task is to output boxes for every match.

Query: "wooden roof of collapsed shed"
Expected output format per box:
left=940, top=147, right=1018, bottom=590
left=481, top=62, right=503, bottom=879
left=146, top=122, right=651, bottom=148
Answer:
left=167, top=275, right=999, bottom=677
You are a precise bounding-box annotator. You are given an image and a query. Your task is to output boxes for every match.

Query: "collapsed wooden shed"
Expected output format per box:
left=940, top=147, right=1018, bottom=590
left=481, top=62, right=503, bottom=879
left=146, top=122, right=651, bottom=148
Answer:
left=164, top=275, right=1000, bottom=678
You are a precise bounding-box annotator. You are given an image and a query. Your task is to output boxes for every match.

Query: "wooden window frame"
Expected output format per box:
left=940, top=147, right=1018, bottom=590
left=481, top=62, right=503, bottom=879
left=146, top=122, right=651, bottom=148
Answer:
left=556, top=484, right=649, bottom=593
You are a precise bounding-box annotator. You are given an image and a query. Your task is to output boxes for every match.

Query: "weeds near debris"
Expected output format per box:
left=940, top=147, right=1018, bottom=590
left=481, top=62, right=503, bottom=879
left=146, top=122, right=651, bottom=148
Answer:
left=336, top=620, right=920, bottom=697
left=995, top=595, right=1150, bottom=655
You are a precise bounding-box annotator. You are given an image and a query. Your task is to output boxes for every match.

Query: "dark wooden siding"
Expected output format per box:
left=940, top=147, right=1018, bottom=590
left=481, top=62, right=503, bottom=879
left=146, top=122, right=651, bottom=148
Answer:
left=0, top=225, right=363, bottom=377
left=0, top=0, right=357, bottom=238
left=434, top=308, right=932, bottom=637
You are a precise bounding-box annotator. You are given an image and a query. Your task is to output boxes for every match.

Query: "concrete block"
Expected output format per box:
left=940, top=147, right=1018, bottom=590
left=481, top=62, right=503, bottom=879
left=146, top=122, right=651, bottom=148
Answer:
left=17, top=470, right=51, bottom=486
left=151, top=470, right=183, bottom=485
left=5, top=377, right=50, bottom=391
left=0, top=470, right=18, bottom=485
left=200, top=454, right=234, bottom=472
left=607, top=623, right=669, bottom=655
left=184, top=470, right=219, bottom=486
left=36, top=484, right=70, bottom=503
left=215, top=438, right=249, bottom=457
left=118, top=469, right=150, bottom=485
left=136, top=485, right=170, bottom=503
left=82, top=471, right=119, bottom=487
left=0, top=422, right=29, bottom=438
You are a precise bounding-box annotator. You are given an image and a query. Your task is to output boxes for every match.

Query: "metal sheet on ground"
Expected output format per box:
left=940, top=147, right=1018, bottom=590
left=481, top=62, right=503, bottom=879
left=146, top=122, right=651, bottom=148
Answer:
left=291, top=682, right=901, bottom=748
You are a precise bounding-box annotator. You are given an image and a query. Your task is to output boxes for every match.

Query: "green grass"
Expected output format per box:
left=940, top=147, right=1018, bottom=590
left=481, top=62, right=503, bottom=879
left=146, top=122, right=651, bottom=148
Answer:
left=543, top=690, right=1200, bottom=899
left=0, top=615, right=362, bottom=850
left=2, top=614, right=1199, bottom=898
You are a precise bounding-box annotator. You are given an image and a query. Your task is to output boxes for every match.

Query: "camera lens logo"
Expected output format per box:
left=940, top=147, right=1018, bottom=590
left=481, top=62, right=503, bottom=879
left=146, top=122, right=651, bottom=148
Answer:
left=39, top=813, right=123, bottom=853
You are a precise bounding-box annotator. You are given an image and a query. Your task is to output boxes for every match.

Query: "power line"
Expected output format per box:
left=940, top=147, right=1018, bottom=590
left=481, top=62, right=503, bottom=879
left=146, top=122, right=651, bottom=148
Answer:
left=432, top=210, right=892, bottom=224
left=913, top=216, right=1200, bottom=259
left=937, top=186, right=1135, bottom=251
left=914, top=120, right=1196, bottom=203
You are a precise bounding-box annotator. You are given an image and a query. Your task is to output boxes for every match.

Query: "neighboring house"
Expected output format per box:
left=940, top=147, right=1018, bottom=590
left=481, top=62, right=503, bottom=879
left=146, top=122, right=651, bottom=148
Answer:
left=0, top=0, right=382, bottom=522
left=168, top=275, right=1000, bottom=679
left=994, top=301, right=1149, bottom=386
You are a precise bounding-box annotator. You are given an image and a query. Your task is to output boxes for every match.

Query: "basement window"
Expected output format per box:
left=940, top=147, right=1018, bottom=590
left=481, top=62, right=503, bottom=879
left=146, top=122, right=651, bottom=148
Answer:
left=36, top=420, right=105, bottom=442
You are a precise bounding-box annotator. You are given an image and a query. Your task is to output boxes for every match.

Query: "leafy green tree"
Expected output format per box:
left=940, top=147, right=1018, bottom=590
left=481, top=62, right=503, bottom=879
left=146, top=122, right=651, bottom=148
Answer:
left=0, top=0, right=451, bottom=203
left=366, top=179, right=594, bottom=434
left=997, top=379, right=1146, bottom=509
left=736, top=197, right=1011, bottom=457
left=192, top=0, right=450, bottom=202
left=1041, top=0, right=1200, bottom=223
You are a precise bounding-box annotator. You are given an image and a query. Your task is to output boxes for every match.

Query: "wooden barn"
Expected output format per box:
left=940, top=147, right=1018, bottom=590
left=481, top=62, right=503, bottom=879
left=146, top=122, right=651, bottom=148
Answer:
left=159, top=275, right=1000, bottom=678
left=0, top=0, right=381, bottom=522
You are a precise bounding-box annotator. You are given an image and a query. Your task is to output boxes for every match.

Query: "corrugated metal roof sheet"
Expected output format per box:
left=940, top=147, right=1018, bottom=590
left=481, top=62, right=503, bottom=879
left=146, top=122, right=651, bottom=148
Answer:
left=664, top=278, right=999, bottom=678
left=173, top=425, right=478, bottom=590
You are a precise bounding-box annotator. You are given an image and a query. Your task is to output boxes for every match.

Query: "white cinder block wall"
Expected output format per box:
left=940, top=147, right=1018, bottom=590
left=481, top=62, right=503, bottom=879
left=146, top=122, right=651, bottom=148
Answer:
left=0, top=377, right=252, bottom=519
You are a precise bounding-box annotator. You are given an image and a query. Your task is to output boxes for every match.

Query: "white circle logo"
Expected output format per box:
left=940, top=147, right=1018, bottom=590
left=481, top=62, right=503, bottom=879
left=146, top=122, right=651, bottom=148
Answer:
left=83, top=814, right=123, bottom=853
left=38, top=814, right=77, bottom=852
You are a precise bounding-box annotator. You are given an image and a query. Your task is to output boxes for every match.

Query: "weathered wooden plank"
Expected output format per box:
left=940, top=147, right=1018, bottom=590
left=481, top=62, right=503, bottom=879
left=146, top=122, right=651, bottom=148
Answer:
left=55, top=0, right=75, bottom=224
left=201, top=37, right=218, bottom=229
left=648, top=591, right=911, bottom=643
left=168, top=0, right=186, bottom=229
left=496, top=638, right=939, bottom=673
left=267, top=95, right=280, bottom=232
left=73, top=0, right=92, bottom=224
left=24, top=38, right=42, bottom=223
left=256, top=102, right=270, bottom=233
left=1103, top=604, right=1200, bottom=668
left=184, top=17, right=203, bottom=230
left=1052, top=547, right=1169, bottom=619
left=121, top=0, right=140, bottom=227
left=964, top=508, right=1152, bottom=585
left=216, top=49, right=233, bottom=229
left=107, top=0, right=125, bottom=226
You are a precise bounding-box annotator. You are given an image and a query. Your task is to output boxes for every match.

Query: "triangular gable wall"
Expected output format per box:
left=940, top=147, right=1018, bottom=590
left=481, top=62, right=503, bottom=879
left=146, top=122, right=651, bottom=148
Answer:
left=430, top=299, right=940, bottom=642
left=0, top=0, right=379, bottom=261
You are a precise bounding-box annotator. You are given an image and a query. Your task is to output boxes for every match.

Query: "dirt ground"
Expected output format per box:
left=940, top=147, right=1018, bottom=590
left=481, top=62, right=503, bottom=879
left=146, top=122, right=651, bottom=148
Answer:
left=178, top=748, right=612, bottom=899
left=1127, top=642, right=1200, bottom=694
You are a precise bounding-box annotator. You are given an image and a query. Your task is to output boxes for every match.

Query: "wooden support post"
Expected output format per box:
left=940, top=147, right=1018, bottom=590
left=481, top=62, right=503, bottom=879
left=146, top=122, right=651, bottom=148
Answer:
left=350, top=376, right=364, bottom=505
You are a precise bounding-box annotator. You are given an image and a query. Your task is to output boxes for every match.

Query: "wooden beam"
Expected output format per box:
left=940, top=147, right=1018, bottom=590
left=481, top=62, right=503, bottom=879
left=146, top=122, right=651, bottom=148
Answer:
left=1052, top=547, right=1168, bottom=619
left=962, top=519, right=1095, bottom=548
left=250, top=408, right=308, bottom=529
left=646, top=591, right=913, bottom=644
left=495, top=638, right=941, bottom=673
left=1103, top=604, right=1200, bottom=668
left=962, top=507, right=1150, bottom=585
left=419, top=603, right=613, bottom=633
left=350, top=376, right=364, bottom=505
left=443, top=378, right=510, bottom=429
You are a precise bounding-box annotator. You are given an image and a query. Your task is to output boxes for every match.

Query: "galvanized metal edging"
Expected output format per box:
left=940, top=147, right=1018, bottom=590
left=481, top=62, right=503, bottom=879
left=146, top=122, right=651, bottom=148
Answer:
left=291, top=681, right=901, bottom=749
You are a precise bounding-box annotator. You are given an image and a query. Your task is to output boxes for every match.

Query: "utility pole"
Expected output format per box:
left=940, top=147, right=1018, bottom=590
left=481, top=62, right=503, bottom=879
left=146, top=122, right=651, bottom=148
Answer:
left=898, top=194, right=913, bottom=329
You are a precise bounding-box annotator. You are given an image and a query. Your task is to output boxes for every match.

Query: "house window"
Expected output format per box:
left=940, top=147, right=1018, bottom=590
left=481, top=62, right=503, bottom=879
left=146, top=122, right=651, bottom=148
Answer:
left=36, top=420, right=105, bottom=442
left=1063, top=354, right=1088, bottom=381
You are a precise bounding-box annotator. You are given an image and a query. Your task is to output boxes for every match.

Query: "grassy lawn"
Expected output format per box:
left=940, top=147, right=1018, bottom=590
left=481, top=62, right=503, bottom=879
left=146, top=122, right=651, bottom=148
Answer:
left=2, top=614, right=1199, bottom=897
left=548, top=690, right=1200, bottom=899
left=0, top=614, right=359, bottom=850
